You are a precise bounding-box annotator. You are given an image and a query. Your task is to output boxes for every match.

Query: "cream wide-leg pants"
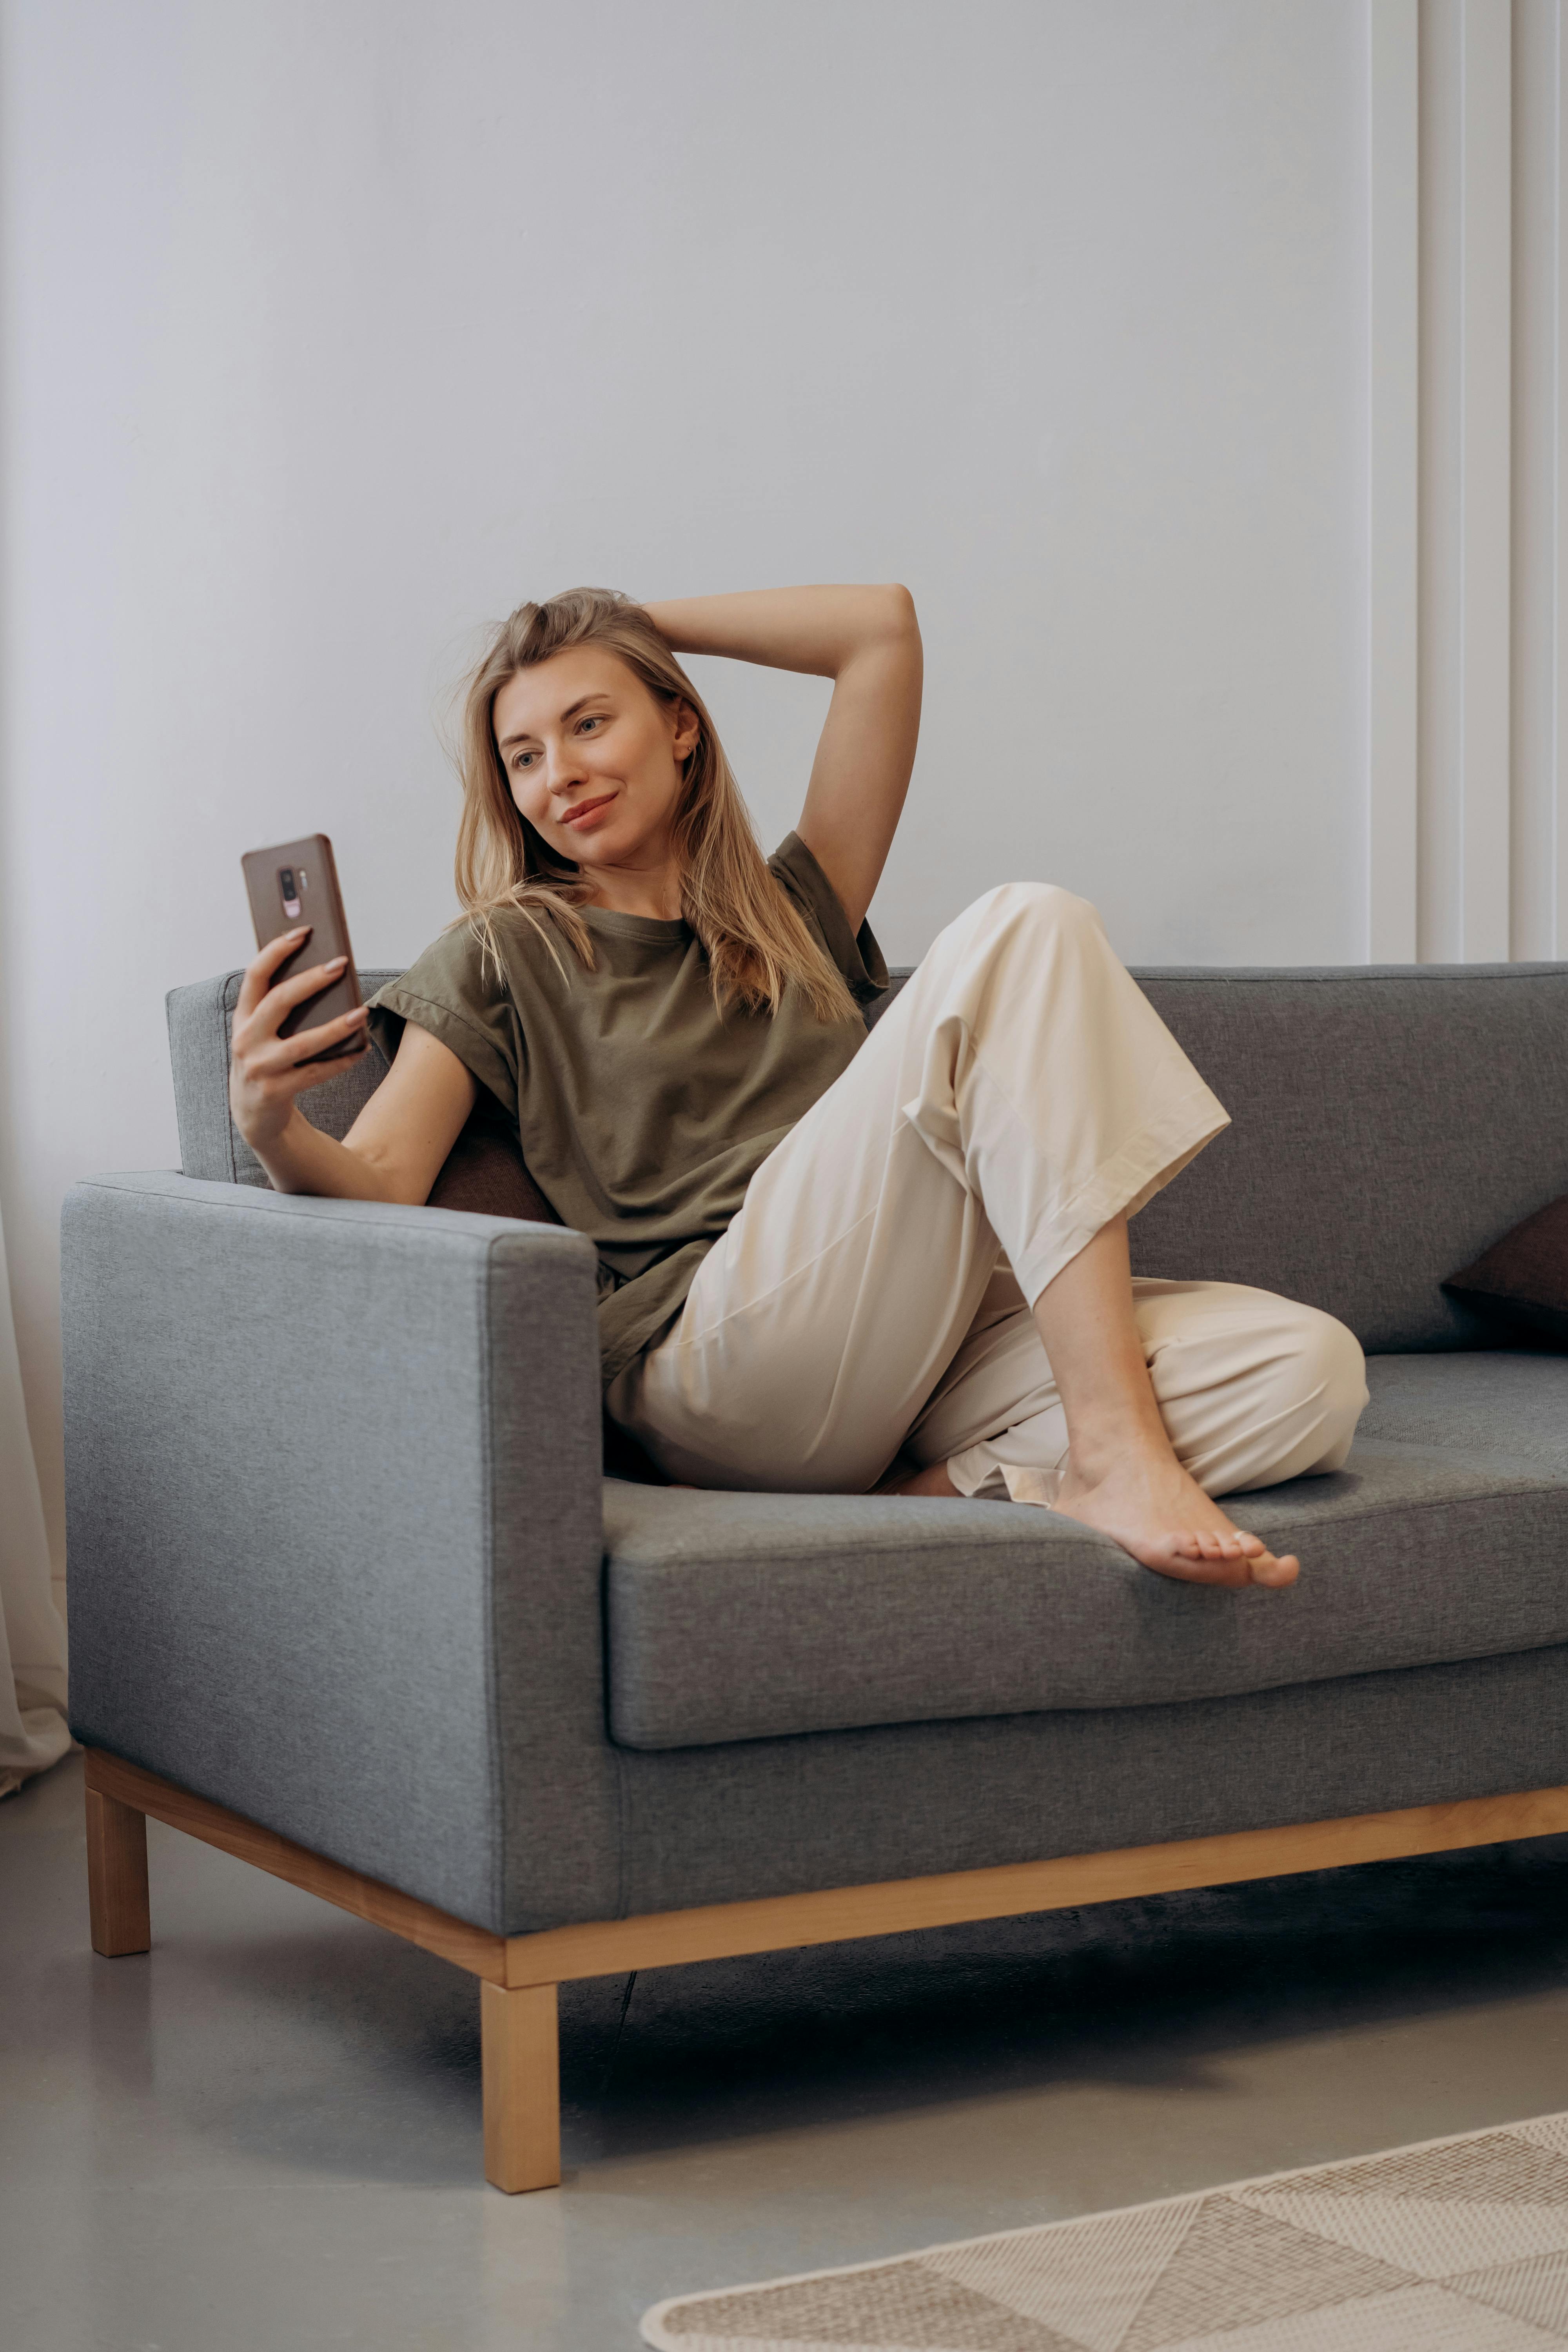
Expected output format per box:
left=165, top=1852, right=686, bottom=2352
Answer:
left=607, top=883, right=1369, bottom=1501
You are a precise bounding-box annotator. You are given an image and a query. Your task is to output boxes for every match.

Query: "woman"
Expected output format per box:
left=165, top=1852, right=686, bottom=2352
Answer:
left=230, top=584, right=1367, bottom=1586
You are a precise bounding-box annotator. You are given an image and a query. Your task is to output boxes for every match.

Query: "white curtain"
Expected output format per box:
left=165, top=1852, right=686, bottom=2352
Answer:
left=0, top=1192, right=69, bottom=1797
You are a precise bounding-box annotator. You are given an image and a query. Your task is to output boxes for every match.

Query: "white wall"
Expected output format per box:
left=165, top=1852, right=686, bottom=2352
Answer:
left=1, top=0, right=1374, bottom=1568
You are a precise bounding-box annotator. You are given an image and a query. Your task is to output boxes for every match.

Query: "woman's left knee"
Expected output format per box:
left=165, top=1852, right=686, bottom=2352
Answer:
left=949, top=878, right=1104, bottom=949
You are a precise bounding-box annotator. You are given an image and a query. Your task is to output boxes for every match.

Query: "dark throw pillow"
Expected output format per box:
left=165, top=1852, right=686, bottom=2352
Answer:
left=426, top=1093, right=561, bottom=1226
left=426, top=1092, right=670, bottom=1482
left=1443, top=1194, right=1568, bottom=1347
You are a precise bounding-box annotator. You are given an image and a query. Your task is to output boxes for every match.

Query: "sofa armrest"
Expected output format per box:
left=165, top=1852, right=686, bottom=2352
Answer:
left=62, top=1172, right=619, bottom=1935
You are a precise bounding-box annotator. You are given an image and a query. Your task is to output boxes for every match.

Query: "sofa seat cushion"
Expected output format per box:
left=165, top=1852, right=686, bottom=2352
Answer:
left=604, top=1353, right=1568, bottom=1749
left=1359, top=1346, right=1568, bottom=1467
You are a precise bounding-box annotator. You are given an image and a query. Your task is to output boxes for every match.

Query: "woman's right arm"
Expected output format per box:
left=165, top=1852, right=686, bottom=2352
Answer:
left=641, top=585, right=921, bottom=935
left=230, top=929, right=477, bottom=1203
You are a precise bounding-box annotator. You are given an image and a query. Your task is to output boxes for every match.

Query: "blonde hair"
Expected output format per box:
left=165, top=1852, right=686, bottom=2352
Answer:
left=453, top=587, right=857, bottom=1023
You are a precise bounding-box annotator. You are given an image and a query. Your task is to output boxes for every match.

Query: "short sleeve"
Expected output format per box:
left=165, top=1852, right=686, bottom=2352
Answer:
left=365, top=922, right=521, bottom=1118
left=768, top=831, right=890, bottom=1005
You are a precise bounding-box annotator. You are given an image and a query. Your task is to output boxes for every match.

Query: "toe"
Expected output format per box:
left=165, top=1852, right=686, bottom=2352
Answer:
left=1157, top=1539, right=1260, bottom=1586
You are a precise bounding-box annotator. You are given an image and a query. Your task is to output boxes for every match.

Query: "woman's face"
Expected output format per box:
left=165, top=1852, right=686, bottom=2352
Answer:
left=493, top=648, right=699, bottom=879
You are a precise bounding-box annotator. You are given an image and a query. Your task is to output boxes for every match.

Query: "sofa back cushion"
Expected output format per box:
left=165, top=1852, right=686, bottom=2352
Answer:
left=167, top=960, right=1568, bottom=1352
left=1128, top=966, right=1568, bottom=1350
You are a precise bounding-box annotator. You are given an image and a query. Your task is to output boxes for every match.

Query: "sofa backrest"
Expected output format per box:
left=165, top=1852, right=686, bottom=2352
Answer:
left=168, top=962, right=1568, bottom=1354
left=1125, top=966, right=1568, bottom=1351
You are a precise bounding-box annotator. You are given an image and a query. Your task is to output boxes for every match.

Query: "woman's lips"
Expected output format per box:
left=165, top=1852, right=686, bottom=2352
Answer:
left=560, top=792, right=617, bottom=831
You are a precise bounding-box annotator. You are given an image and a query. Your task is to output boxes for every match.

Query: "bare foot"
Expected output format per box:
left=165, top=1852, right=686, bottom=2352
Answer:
left=1054, top=1446, right=1298, bottom=1588
left=886, top=1453, right=1296, bottom=1588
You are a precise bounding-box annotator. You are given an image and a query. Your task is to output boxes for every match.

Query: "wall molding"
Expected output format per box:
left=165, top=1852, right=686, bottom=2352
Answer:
left=1512, top=0, right=1565, bottom=955
left=1368, top=0, right=1566, bottom=961
left=1369, top=0, right=1421, bottom=959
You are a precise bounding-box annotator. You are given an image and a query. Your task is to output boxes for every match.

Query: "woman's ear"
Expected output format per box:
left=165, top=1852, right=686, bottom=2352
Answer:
left=670, top=697, right=701, bottom=763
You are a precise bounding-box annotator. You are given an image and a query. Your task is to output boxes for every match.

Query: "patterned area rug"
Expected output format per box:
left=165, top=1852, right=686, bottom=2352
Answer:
left=641, top=2111, right=1568, bottom=2349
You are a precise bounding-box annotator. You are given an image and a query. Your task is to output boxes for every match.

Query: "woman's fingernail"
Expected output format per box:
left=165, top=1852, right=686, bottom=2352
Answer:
left=328, top=956, right=347, bottom=969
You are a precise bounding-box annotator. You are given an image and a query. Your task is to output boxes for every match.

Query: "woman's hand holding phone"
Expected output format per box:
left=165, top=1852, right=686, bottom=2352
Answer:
left=230, top=833, right=474, bottom=1204
left=228, top=928, right=371, bottom=1153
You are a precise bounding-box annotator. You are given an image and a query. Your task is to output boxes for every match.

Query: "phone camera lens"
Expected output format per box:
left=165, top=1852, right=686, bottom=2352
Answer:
left=279, top=867, right=302, bottom=920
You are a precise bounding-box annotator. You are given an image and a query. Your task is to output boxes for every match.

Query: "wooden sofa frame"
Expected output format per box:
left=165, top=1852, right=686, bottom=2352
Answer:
left=82, top=1746, right=1568, bottom=2192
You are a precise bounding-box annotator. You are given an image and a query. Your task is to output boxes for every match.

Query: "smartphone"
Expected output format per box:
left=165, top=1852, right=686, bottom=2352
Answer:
left=241, top=833, right=364, bottom=1063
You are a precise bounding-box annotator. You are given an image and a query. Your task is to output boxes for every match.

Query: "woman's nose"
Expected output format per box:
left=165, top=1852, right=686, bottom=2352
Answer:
left=546, top=744, right=589, bottom=795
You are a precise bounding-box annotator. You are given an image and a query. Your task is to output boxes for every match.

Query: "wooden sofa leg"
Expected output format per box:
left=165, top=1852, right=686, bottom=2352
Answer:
left=481, top=1980, right=561, bottom=2192
left=85, top=1786, right=151, bottom=1957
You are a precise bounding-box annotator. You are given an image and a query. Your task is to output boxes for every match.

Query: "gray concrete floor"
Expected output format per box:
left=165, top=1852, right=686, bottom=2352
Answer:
left=4, top=1754, right=1568, bottom=2352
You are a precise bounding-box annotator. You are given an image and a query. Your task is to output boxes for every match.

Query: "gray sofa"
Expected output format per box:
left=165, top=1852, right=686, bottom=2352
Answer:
left=63, top=959, right=1568, bottom=2190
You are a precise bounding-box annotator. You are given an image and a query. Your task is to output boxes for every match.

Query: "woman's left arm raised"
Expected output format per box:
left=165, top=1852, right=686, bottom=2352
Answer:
left=642, top=585, right=922, bottom=933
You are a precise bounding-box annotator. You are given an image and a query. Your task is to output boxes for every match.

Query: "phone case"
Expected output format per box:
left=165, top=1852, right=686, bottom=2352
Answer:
left=241, top=833, right=363, bottom=1063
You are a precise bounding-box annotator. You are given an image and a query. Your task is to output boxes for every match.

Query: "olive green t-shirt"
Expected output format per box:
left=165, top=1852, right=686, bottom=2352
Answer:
left=366, top=833, right=888, bottom=1384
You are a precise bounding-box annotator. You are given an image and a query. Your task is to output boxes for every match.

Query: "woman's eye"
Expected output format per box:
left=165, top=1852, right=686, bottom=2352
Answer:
left=577, top=714, right=604, bottom=733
